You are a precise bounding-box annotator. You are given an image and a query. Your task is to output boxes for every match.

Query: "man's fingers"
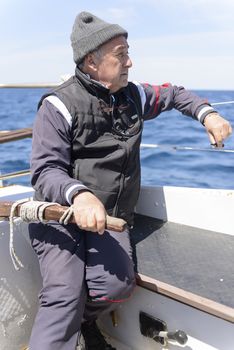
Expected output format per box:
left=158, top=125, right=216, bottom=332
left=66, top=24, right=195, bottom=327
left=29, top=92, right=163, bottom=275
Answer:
left=213, top=131, right=223, bottom=147
left=73, top=191, right=106, bottom=233
left=204, top=113, right=232, bottom=148
left=86, top=209, right=97, bottom=231
left=228, top=124, right=233, bottom=136
left=221, top=122, right=232, bottom=138
left=207, top=132, right=216, bottom=145
left=95, top=208, right=106, bottom=235
left=79, top=211, right=88, bottom=230
left=75, top=208, right=106, bottom=234
left=207, top=130, right=223, bottom=147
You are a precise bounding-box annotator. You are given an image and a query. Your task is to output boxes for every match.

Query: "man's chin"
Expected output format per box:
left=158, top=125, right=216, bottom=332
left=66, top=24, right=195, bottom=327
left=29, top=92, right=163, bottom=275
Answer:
left=121, top=73, right=128, bottom=79
left=110, top=80, right=128, bottom=93
left=121, top=76, right=128, bottom=86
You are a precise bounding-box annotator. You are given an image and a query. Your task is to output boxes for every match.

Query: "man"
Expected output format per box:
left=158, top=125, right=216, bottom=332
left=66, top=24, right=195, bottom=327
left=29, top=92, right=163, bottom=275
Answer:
left=29, top=11, right=232, bottom=350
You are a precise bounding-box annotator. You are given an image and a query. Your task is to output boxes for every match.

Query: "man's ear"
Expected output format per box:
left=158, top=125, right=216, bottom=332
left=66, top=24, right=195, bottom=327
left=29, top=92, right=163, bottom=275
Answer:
left=85, top=53, right=98, bottom=71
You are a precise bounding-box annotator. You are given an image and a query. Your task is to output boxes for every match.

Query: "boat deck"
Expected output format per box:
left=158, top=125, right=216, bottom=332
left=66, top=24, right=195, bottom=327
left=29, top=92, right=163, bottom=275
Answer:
left=131, top=214, right=234, bottom=311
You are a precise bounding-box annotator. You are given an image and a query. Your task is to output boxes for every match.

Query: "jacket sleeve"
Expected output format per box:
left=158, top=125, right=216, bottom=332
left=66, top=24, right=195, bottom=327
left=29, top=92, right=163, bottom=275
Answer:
left=31, top=98, right=89, bottom=205
left=132, top=81, right=217, bottom=123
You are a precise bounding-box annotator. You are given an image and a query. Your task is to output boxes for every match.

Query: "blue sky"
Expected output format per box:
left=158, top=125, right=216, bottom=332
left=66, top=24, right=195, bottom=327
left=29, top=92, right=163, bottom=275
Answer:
left=1, top=0, right=234, bottom=89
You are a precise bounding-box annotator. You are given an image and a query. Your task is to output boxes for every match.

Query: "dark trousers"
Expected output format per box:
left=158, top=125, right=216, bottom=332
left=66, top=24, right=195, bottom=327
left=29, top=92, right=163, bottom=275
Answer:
left=28, top=221, right=136, bottom=350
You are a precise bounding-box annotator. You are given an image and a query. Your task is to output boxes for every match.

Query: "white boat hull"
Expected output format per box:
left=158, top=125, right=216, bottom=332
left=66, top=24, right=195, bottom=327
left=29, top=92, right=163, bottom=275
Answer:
left=0, top=221, right=41, bottom=350
left=0, top=185, right=233, bottom=349
left=99, top=285, right=234, bottom=350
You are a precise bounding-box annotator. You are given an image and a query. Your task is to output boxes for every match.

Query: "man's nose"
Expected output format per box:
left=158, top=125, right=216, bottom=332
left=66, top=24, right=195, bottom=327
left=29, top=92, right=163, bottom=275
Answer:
left=125, top=56, right=133, bottom=68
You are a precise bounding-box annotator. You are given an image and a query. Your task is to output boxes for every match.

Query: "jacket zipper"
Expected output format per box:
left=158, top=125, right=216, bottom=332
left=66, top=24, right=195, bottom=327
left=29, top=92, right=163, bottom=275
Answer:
left=112, top=139, right=130, bottom=217
left=110, top=93, right=130, bottom=218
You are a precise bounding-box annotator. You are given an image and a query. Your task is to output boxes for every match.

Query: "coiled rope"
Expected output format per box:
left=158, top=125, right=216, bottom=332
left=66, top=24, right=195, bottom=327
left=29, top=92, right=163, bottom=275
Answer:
left=9, top=198, right=74, bottom=270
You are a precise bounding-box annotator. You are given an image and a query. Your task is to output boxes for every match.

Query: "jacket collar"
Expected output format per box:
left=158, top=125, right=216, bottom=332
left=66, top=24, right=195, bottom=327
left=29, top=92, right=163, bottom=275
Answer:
left=75, top=67, right=110, bottom=99
left=75, top=67, right=126, bottom=103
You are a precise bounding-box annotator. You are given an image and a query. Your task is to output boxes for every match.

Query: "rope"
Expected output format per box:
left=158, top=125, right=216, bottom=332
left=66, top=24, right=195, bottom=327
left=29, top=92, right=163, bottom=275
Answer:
left=211, top=101, right=234, bottom=106
left=8, top=199, right=73, bottom=271
left=59, top=205, right=74, bottom=225
left=9, top=198, right=30, bottom=271
left=140, top=143, right=234, bottom=153
left=19, top=200, right=58, bottom=223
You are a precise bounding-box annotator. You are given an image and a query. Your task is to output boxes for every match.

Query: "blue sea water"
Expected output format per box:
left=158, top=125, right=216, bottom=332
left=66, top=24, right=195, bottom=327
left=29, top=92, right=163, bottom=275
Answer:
left=0, top=88, right=234, bottom=189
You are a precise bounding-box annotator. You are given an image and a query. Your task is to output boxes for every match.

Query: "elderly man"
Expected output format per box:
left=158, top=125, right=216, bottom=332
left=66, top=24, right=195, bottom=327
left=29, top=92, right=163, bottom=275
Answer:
left=29, top=11, right=232, bottom=350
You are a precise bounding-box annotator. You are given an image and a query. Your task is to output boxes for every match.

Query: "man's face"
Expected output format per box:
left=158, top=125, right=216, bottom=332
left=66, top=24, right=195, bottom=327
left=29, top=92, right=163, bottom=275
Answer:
left=93, top=36, right=132, bottom=93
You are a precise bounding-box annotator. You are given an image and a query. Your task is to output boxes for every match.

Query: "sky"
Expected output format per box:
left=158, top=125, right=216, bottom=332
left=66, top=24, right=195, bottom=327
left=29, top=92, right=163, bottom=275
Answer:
left=1, top=0, right=234, bottom=90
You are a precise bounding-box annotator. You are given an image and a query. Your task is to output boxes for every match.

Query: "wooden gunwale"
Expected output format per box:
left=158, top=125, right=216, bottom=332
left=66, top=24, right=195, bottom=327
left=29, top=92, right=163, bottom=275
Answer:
left=136, top=273, right=234, bottom=323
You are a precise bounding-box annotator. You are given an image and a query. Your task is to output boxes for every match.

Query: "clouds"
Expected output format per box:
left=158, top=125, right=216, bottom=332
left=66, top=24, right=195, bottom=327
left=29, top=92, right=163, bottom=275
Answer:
left=95, top=7, right=136, bottom=22
left=91, top=6, right=138, bottom=28
left=128, top=30, right=234, bottom=89
left=0, top=0, right=233, bottom=89
left=132, top=0, right=234, bottom=12
left=1, top=44, right=75, bottom=84
left=126, top=0, right=234, bottom=32
left=130, top=31, right=234, bottom=57
left=103, top=1, right=234, bottom=88
left=130, top=54, right=234, bottom=90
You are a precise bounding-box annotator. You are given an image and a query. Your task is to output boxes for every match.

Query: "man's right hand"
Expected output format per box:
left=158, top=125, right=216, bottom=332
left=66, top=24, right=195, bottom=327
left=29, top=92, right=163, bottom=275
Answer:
left=72, top=190, right=106, bottom=234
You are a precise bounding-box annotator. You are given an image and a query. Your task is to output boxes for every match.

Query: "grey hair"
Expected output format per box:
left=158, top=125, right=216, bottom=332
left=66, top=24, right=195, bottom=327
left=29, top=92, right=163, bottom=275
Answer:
left=77, top=46, right=104, bottom=70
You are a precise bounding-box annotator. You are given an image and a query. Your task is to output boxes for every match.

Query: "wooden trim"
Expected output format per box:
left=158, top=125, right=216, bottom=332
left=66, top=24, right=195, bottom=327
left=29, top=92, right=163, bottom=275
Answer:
left=0, top=128, right=32, bottom=144
left=136, top=273, right=234, bottom=323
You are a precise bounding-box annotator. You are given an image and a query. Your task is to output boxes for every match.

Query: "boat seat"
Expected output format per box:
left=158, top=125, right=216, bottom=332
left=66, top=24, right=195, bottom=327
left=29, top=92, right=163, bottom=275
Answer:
left=130, top=213, right=234, bottom=322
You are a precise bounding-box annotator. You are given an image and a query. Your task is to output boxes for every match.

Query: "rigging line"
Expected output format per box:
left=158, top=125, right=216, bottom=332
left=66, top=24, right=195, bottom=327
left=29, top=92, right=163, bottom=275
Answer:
left=140, top=143, right=234, bottom=153
left=140, top=101, right=234, bottom=153
left=211, top=101, right=234, bottom=106
left=0, top=169, right=30, bottom=181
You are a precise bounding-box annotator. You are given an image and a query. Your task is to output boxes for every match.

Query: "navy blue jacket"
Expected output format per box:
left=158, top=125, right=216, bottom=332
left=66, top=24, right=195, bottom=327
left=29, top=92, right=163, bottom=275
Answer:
left=31, top=69, right=215, bottom=224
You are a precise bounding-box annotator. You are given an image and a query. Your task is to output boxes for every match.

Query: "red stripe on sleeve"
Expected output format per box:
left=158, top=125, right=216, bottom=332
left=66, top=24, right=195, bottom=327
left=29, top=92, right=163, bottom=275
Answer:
left=152, top=85, right=160, bottom=115
left=162, top=82, right=170, bottom=88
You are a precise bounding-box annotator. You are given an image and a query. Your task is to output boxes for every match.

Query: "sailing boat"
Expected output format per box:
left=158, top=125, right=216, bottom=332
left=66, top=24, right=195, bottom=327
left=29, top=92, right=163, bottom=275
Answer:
left=0, top=88, right=233, bottom=350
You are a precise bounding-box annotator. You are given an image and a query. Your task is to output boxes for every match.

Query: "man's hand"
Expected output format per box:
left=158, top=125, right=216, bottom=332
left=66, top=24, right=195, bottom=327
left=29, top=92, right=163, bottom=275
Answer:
left=73, top=190, right=106, bottom=234
left=203, top=112, right=232, bottom=148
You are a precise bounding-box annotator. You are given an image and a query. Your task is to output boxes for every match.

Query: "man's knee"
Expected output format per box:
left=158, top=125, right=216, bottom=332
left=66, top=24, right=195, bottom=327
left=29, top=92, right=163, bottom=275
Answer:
left=106, top=273, right=136, bottom=302
left=86, top=229, right=136, bottom=302
left=89, top=268, right=136, bottom=302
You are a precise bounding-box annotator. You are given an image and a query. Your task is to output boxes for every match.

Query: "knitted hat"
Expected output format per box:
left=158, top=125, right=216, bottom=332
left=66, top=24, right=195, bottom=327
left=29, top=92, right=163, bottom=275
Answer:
left=70, top=11, right=128, bottom=64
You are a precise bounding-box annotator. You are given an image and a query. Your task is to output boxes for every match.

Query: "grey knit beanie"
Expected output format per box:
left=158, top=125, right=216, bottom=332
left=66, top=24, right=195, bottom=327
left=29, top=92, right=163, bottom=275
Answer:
left=70, top=11, right=128, bottom=64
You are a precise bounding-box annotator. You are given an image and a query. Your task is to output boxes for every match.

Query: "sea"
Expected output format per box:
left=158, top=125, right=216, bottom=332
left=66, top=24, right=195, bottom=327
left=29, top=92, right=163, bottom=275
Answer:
left=0, top=88, right=234, bottom=189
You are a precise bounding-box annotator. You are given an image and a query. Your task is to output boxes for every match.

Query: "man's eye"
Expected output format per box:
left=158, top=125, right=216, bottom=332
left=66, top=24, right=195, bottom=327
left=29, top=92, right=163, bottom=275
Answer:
left=118, top=51, right=129, bottom=58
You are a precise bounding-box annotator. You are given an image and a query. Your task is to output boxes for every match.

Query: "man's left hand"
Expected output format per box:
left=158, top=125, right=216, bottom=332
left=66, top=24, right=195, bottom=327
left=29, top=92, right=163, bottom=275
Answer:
left=203, top=112, right=232, bottom=147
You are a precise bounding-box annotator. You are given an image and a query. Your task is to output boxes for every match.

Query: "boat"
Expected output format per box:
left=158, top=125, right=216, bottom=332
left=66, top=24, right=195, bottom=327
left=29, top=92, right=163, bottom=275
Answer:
left=0, top=181, right=233, bottom=350
left=0, top=99, right=233, bottom=350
